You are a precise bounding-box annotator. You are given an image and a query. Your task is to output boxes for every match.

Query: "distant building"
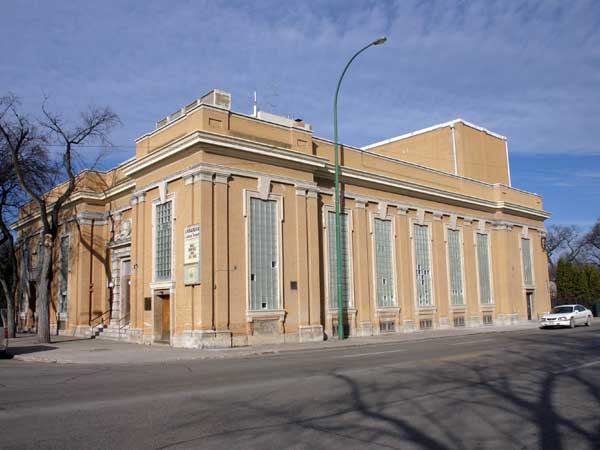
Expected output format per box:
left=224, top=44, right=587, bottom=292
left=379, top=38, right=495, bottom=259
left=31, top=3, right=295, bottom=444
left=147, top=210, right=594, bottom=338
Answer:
left=14, top=89, right=551, bottom=347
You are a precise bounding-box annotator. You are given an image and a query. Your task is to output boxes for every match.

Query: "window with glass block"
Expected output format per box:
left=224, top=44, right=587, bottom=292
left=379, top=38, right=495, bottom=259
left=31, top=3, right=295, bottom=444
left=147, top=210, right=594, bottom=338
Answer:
left=327, top=211, right=351, bottom=308
left=476, top=233, right=492, bottom=304
left=447, top=229, right=464, bottom=305
left=155, top=201, right=172, bottom=281
left=59, top=235, right=69, bottom=314
left=521, top=238, right=534, bottom=286
left=413, top=223, right=432, bottom=306
left=374, top=218, right=395, bottom=307
left=249, top=198, right=279, bottom=310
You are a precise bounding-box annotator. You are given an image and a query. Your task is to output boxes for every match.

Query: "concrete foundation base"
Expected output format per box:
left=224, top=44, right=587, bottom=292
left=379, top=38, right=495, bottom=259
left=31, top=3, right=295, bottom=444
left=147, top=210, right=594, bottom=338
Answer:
left=168, top=330, right=233, bottom=349
left=72, top=325, right=93, bottom=338
left=356, top=322, right=374, bottom=337
left=468, top=316, right=482, bottom=327
left=402, top=320, right=416, bottom=333
left=298, top=325, right=324, bottom=343
left=496, top=313, right=522, bottom=326
left=127, top=328, right=144, bottom=344
left=248, top=331, right=285, bottom=346
left=438, top=316, right=450, bottom=329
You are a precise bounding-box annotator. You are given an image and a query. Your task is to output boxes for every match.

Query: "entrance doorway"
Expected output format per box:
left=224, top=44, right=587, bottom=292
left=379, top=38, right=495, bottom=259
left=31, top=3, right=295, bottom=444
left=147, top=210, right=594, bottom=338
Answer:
left=161, top=296, right=170, bottom=341
left=153, top=291, right=171, bottom=343
left=526, top=291, right=534, bottom=320
left=120, top=260, right=131, bottom=325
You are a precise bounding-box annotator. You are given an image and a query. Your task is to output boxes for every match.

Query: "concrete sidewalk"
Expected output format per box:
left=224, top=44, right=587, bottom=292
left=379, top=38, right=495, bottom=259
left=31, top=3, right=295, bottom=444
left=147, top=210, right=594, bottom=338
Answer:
left=7, top=322, right=543, bottom=365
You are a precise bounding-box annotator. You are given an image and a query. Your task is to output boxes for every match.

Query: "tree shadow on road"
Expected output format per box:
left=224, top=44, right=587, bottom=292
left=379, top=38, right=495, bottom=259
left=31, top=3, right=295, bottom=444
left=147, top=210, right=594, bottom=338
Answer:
left=156, top=330, right=600, bottom=450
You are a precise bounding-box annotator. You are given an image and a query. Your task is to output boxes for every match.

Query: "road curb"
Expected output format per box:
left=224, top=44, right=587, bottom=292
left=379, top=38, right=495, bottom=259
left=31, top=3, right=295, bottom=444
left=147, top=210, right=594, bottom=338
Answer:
left=7, top=323, right=543, bottom=365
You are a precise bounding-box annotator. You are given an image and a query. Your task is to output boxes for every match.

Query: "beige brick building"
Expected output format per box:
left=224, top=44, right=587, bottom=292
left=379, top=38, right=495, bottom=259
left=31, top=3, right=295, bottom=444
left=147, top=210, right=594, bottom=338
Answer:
left=14, top=89, right=551, bottom=347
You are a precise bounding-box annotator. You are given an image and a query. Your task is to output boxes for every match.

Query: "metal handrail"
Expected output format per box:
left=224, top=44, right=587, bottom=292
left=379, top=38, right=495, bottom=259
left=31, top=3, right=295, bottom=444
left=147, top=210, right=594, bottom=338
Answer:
left=90, top=310, right=110, bottom=328
left=117, top=313, right=130, bottom=328
left=117, top=313, right=130, bottom=339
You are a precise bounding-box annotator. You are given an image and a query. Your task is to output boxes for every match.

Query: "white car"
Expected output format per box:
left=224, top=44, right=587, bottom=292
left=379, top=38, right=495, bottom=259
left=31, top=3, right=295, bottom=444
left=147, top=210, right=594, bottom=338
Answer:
left=540, top=304, right=593, bottom=329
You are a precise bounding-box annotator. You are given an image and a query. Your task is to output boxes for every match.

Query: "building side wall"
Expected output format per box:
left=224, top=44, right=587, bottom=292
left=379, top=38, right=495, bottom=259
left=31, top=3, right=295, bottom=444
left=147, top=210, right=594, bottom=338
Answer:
left=364, top=123, right=511, bottom=186
left=455, top=122, right=510, bottom=185
left=362, top=127, right=456, bottom=175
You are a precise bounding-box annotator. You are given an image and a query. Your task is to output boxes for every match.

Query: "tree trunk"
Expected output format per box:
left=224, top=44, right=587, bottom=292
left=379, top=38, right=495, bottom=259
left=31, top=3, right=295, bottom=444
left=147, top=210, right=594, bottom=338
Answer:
left=0, top=278, right=16, bottom=338
left=37, top=235, right=54, bottom=343
left=0, top=277, right=15, bottom=337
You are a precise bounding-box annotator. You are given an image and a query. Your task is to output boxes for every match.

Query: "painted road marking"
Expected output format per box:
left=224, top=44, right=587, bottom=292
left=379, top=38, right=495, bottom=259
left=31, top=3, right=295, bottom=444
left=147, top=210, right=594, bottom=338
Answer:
left=449, top=338, right=493, bottom=346
left=555, top=360, right=600, bottom=374
left=334, top=349, right=408, bottom=359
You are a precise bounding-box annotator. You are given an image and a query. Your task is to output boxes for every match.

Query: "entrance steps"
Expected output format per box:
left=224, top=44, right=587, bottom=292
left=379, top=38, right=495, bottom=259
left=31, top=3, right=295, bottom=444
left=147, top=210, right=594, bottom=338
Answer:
left=92, top=323, right=130, bottom=342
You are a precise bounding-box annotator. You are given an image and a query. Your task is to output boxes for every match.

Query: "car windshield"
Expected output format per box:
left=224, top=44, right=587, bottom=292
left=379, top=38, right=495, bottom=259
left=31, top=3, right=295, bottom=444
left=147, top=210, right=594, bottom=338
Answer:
left=552, top=306, right=574, bottom=314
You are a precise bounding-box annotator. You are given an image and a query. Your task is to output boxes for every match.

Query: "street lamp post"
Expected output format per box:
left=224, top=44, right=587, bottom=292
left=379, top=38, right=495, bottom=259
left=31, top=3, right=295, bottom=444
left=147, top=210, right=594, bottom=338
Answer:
left=333, top=36, right=387, bottom=340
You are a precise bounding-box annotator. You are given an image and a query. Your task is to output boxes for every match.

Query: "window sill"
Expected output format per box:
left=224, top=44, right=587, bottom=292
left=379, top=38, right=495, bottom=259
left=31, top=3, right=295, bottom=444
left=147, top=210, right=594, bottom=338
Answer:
left=480, top=303, right=496, bottom=310
left=450, top=304, right=467, bottom=311
left=327, top=307, right=357, bottom=313
left=247, top=309, right=286, bottom=322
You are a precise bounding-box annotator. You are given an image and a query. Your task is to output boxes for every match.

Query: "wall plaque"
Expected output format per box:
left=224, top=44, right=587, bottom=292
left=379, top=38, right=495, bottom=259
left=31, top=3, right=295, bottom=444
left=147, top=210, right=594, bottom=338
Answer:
left=184, top=224, right=201, bottom=285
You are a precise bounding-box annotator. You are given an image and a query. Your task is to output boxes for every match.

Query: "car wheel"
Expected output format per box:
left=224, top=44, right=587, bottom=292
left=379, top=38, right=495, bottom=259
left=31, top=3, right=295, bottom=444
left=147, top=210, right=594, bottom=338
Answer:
left=570, top=318, right=575, bottom=328
left=586, top=316, right=592, bottom=327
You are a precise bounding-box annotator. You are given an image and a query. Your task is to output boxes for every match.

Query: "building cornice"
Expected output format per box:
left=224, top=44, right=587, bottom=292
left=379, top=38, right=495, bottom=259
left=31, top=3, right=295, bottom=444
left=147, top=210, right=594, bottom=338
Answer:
left=322, top=165, right=550, bottom=221
left=125, top=130, right=328, bottom=178
left=11, top=180, right=135, bottom=231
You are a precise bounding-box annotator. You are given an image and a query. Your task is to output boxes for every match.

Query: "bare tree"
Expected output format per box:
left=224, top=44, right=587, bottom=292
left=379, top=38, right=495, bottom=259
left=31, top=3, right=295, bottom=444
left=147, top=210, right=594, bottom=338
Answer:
left=585, top=218, right=600, bottom=266
left=544, top=225, right=587, bottom=271
left=0, top=94, right=119, bottom=343
left=0, top=174, right=19, bottom=338
left=0, top=100, right=52, bottom=338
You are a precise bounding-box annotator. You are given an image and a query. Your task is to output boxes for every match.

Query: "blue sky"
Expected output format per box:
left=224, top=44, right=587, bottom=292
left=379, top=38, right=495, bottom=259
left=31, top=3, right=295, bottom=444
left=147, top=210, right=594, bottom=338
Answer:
left=1, top=0, right=599, bottom=228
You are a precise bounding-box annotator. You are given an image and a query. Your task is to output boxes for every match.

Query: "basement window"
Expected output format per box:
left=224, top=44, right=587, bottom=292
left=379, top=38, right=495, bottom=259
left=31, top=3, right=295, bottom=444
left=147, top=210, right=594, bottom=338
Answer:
left=453, top=316, right=466, bottom=327
left=419, top=318, right=433, bottom=330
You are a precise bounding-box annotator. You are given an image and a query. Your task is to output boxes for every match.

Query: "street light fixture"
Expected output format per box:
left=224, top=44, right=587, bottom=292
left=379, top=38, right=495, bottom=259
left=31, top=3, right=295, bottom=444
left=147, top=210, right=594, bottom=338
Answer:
left=333, top=36, right=387, bottom=340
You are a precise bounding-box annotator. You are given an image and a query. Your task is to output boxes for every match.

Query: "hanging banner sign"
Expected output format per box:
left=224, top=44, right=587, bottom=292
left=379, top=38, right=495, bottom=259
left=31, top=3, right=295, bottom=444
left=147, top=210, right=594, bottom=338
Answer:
left=184, top=224, right=201, bottom=285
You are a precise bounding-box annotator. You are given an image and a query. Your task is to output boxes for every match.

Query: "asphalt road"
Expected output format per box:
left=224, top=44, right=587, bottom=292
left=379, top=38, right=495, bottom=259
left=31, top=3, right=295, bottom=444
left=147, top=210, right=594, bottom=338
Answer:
left=2, top=325, right=600, bottom=450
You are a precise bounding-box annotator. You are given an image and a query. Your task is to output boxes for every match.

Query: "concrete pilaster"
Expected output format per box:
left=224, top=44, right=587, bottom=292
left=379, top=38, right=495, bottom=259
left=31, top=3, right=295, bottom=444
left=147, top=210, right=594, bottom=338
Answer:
left=180, top=177, right=194, bottom=331
left=432, top=214, right=449, bottom=327
left=462, top=219, right=480, bottom=325
left=295, top=189, right=309, bottom=326
left=395, top=208, right=414, bottom=331
left=306, top=190, right=322, bottom=329
left=137, top=194, right=148, bottom=335
left=129, top=198, right=139, bottom=330
left=198, top=175, right=214, bottom=331
left=491, top=226, right=510, bottom=320
left=353, top=201, right=372, bottom=336
left=213, top=173, right=230, bottom=331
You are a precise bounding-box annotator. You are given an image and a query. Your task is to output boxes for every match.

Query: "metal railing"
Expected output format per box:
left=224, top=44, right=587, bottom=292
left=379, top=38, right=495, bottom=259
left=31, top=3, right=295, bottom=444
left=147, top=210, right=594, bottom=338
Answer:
left=117, top=313, right=130, bottom=339
left=89, top=310, right=111, bottom=329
